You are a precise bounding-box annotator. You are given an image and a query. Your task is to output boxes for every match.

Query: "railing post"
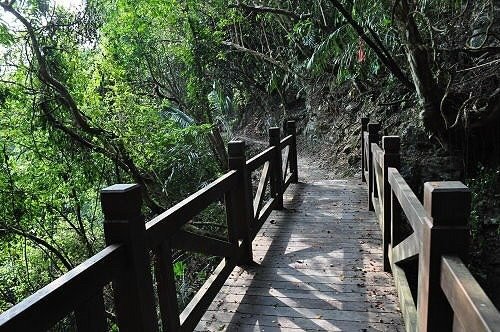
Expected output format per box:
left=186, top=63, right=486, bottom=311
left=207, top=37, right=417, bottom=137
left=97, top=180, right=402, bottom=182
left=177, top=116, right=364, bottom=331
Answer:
left=154, top=240, right=180, bottom=331
left=367, top=123, right=380, bottom=211
left=382, top=136, right=400, bottom=272
left=269, top=127, right=284, bottom=210
left=361, top=117, right=369, bottom=182
left=100, top=184, right=158, bottom=332
left=417, top=182, right=471, bottom=331
left=227, top=141, right=253, bottom=265
left=286, top=120, right=298, bottom=183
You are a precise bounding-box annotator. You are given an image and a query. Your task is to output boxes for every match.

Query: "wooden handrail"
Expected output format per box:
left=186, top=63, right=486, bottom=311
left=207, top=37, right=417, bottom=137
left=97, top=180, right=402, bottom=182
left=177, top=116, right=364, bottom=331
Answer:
left=441, top=255, right=500, bottom=331
left=146, top=170, right=239, bottom=248
left=387, top=167, right=426, bottom=241
left=246, top=146, right=275, bottom=171
left=0, top=121, right=299, bottom=331
left=371, top=143, right=384, bottom=166
left=0, top=245, right=126, bottom=331
left=360, top=118, right=500, bottom=332
left=280, top=134, right=293, bottom=146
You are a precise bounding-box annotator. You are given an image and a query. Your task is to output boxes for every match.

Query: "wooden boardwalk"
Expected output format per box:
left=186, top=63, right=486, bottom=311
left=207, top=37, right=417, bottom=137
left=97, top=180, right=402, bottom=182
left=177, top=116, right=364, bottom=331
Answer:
left=2, top=124, right=496, bottom=331
left=197, top=179, right=404, bottom=331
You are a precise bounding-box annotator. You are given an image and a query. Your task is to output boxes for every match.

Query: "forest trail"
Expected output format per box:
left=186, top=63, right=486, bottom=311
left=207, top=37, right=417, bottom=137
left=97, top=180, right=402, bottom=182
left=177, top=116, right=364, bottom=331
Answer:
left=196, top=141, right=404, bottom=331
left=235, top=134, right=335, bottom=181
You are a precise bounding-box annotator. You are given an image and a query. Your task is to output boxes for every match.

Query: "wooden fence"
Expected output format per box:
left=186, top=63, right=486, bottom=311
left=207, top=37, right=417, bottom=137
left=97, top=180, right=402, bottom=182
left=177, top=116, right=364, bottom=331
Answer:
left=0, top=121, right=299, bottom=332
left=361, top=118, right=500, bottom=332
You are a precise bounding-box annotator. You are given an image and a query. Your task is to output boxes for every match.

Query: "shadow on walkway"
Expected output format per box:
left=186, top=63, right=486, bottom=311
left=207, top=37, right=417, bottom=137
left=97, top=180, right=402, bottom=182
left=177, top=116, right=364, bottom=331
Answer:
left=197, top=180, right=403, bottom=331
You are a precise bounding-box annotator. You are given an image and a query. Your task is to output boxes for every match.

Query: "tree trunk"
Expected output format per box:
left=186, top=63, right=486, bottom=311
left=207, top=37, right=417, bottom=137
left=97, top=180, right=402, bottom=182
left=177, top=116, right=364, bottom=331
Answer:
left=394, top=0, right=446, bottom=135
left=209, top=127, right=228, bottom=170
left=328, top=0, right=414, bottom=90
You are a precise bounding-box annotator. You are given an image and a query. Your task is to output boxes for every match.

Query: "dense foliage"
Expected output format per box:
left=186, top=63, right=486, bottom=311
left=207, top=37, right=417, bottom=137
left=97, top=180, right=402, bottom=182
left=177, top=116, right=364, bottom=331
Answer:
left=1, top=0, right=499, bottom=322
left=0, top=0, right=225, bottom=311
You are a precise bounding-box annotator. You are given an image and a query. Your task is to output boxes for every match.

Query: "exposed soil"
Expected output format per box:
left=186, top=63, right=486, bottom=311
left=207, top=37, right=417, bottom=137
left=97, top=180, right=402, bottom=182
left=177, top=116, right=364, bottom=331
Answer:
left=234, top=133, right=337, bottom=182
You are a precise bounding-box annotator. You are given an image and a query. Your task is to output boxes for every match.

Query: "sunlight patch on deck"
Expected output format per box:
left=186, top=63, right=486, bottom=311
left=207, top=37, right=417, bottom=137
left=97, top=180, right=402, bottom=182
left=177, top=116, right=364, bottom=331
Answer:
left=196, top=180, right=404, bottom=332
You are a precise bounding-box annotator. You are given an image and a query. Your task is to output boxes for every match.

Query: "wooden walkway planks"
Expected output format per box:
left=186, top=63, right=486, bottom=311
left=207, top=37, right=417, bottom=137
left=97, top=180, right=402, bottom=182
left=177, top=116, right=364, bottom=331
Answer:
left=196, top=180, right=404, bottom=331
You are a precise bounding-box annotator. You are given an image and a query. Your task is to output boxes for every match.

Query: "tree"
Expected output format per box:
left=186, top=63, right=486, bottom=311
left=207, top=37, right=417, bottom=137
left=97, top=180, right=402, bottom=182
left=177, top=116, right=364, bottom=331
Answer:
left=0, top=0, right=219, bottom=311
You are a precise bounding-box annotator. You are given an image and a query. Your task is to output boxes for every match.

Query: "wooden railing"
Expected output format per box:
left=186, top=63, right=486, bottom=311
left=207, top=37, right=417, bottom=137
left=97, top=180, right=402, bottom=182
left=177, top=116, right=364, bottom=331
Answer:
left=361, top=118, right=500, bottom=332
left=0, top=121, right=299, bottom=332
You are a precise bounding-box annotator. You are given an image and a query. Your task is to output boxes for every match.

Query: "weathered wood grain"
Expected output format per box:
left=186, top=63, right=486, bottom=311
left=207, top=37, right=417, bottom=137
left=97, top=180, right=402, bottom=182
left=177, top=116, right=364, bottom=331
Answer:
left=391, top=233, right=419, bottom=264
left=417, top=182, right=471, bottom=331
left=209, top=291, right=399, bottom=312
left=197, top=179, right=404, bottom=331
left=441, top=255, right=500, bottom=332
left=388, top=246, right=417, bottom=332
left=387, top=167, right=426, bottom=240
left=198, top=311, right=402, bottom=331
left=214, top=284, right=400, bottom=302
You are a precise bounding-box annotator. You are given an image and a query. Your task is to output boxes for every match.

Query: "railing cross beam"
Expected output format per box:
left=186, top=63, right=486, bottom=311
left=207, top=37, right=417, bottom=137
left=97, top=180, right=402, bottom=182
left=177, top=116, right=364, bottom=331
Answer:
left=0, top=120, right=300, bottom=331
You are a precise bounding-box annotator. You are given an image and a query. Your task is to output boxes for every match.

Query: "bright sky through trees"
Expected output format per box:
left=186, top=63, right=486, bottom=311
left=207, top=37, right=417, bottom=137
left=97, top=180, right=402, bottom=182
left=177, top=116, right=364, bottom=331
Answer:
left=0, top=0, right=84, bottom=58
left=53, top=0, right=84, bottom=11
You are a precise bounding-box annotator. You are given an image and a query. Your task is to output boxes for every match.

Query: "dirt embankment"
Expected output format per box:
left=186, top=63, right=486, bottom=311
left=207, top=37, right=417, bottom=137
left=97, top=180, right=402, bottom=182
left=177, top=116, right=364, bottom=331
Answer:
left=296, top=79, right=500, bottom=309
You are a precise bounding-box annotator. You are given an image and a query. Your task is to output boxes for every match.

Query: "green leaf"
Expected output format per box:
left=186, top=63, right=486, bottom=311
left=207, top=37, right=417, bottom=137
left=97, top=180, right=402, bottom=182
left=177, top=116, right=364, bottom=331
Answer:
left=173, top=261, right=186, bottom=278
left=0, top=23, right=14, bottom=46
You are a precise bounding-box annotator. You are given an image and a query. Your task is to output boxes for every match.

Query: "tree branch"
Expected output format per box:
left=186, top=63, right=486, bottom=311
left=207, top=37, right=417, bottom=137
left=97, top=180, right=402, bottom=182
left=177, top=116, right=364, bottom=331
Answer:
left=0, top=2, right=111, bottom=138
left=1, top=224, right=74, bottom=271
left=222, top=41, right=304, bottom=79
left=228, top=2, right=310, bottom=21
left=328, top=0, right=414, bottom=90
left=1, top=3, right=165, bottom=214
